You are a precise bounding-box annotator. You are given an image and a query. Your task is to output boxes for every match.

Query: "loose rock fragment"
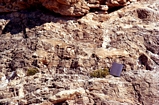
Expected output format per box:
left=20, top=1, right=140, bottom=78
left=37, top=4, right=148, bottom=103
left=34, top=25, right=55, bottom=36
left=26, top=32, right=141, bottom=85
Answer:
left=49, top=88, right=85, bottom=104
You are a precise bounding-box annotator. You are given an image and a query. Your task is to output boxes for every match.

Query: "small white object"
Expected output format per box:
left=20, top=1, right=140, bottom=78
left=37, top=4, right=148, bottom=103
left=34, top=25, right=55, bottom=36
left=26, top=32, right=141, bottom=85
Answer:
left=0, top=79, right=8, bottom=90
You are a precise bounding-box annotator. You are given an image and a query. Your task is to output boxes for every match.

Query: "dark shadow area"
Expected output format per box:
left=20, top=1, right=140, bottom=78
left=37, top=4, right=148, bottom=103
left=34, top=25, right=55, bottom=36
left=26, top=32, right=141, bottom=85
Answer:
left=88, top=6, right=125, bottom=16
left=0, top=5, right=77, bottom=35
left=0, top=102, right=9, bottom=105
left=89, top=8, right=101, bottom=13
left=0, top=4, right=126, bottom=35
left=54, top=101, right=68, bottom=105
left=139, top=54, right=152, bottom=70
left=107, top=6, right=124, bottom=13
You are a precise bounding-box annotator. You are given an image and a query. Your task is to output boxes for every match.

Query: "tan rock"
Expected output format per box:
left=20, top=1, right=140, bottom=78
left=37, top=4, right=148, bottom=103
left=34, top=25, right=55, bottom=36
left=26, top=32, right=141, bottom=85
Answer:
left=40, top=0, right=90, bottom=16
left=123, top=70, right=159, bottom=105
left=39, top=101, right=52, bottom=105
left=106, top=0, right=130, bottom=7
left=87, top=77, right=135, bottom=104
left=0, top=0, right=133, bottom=16
left=0, top=73, right=8, bottom=91
left=49, top=88, right=85, bottom=104
left=18, top=85, right=25, bottom=98
left=0, top=19, right=10, bottom=34
left=95, top=48, right=129, bottom=58
left=0, top=0, right=159, bottom=105
left=136, top=7, right=159, bottom=21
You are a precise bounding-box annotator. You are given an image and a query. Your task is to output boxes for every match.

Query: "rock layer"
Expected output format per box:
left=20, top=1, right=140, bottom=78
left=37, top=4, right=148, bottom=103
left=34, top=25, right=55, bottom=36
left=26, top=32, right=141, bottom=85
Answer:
left=0, top=0, right=159, bottom=104
left=0, top=0, right=132, bottom=16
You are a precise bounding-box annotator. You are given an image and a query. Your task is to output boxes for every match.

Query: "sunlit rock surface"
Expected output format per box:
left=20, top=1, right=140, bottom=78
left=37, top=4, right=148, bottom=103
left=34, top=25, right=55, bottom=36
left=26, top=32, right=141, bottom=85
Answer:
left=0, top=0, right=159, bottom=104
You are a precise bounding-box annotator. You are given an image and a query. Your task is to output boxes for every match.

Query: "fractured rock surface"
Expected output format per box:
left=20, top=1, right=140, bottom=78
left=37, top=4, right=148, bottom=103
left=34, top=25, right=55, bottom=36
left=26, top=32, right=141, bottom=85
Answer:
left=0, top=0, right=132, bottom=16
left=0, top=0, right=159, bottom=104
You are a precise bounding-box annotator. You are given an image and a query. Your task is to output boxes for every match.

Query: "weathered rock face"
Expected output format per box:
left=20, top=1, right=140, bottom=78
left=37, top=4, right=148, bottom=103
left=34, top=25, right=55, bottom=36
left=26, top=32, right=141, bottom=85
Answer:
left=123, top=70, right=159, bottom=105
left=0, top=0, right=132, bottom=16
left=0, top=0, right=89, bottom=16
left=0, top=0, right=159, bottom=104
left=40, top=0, right=90, bottom=16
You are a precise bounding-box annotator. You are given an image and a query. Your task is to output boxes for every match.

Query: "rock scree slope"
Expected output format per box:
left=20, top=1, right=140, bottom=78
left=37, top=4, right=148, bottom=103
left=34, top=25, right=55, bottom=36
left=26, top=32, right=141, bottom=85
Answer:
left=0, top=0, right=159, bottom=104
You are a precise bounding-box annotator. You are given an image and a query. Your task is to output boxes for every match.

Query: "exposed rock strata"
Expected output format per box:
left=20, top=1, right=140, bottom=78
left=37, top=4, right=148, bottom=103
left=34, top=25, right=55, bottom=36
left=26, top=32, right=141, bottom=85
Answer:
left=0, top=0, right=132, bottom=16
left=0, top=70, right=158, bottom=104
left=0, top=0, right=159, bottom=104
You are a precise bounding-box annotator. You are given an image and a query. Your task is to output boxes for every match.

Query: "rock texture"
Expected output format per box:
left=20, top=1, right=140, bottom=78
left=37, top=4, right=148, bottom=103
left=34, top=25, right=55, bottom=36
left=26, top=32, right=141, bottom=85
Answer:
left=0, top=0, right=159, bottom=104
left=40, top=0, right=90, bottom=16
left=0, top=0, right=133, bottom=16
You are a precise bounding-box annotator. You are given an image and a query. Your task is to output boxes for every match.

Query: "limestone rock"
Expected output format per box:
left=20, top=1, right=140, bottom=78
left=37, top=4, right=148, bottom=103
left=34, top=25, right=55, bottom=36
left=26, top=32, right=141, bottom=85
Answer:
left=0, top=0, right=133, bottom=16
left=123, top=70, right=159, bottom=105
left=0, top=0, right=90, bottom=16
left=136, top=7, right=159, bottom=22
left=39, top=101, right=52, bottom=105
left=95, top=48, right=129, bottom=58
left=0, top=19, right=10, bottom=34
left=40, top=0, right=90, bottom=16
left=49, top=88, right=85, bottom=104
left=0, top=0, right=159, bottom=105
left=106, top=0, right=131, bottom=7
left=86, top=70, right=159, bottom=104
left=87, top=0, right=130, bottom=9
left=0, top=73, right=8, bottom=90
left=87, top=77, right=136, bottom=104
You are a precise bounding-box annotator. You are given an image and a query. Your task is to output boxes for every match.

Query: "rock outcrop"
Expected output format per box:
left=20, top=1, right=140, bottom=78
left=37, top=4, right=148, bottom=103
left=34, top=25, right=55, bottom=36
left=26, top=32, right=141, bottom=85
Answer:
left=49, top=88, right=86, bottom=104
left=0, top=0, right=132, bottom=16
left=0, top=0, right=159, bottom=104
left=123, top=70, right=159, bottom=105
left=40, top=0, right=90, bottom=16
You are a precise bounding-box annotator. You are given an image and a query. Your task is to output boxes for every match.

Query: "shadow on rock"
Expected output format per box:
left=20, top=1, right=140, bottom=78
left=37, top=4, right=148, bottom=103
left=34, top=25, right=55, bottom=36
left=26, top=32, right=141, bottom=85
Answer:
left=0, top=7, right=76, bottom=35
